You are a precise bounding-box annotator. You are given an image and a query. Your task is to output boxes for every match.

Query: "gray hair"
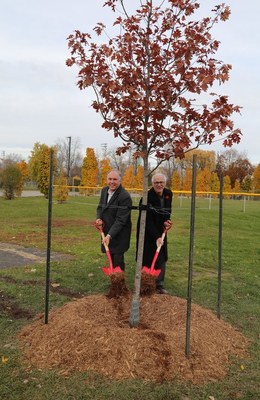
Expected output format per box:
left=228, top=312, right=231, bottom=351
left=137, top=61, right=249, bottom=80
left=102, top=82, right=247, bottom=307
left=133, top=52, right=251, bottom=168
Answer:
left=107, top=170, right=122, bottom=181
left=151, top=173, right=167, bottom=183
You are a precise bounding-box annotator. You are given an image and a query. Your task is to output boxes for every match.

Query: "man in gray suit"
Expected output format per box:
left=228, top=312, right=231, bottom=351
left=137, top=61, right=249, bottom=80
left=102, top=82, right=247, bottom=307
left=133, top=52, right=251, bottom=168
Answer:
left=96, top=170, right=132, bottom=271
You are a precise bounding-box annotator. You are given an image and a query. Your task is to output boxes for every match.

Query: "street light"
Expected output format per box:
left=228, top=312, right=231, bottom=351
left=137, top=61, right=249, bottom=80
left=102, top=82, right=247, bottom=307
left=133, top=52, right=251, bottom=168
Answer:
left=66, top=136, right=71, bottom=183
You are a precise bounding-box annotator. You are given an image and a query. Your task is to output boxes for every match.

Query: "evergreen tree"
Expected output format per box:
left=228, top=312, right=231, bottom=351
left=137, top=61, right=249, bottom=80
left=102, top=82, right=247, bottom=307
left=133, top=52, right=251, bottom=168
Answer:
left=28, top=143, right=56, bottom=198
left=81, top=148, right=98, bottom=194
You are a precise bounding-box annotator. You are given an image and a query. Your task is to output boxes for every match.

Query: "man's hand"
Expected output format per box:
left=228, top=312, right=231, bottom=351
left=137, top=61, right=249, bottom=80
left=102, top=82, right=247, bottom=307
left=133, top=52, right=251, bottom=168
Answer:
left=156, top=237, right=164, bottom=247
left=102, top=234, right=111, bottom=247
left=95, top=219, right=103, bottom=230
left=164, top=219, right=172, bottom=230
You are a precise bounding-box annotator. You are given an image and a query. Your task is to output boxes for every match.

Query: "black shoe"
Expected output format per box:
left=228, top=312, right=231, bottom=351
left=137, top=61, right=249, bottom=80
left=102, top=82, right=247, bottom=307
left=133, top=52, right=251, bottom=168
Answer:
left=156, top=286, right=169, bottom=294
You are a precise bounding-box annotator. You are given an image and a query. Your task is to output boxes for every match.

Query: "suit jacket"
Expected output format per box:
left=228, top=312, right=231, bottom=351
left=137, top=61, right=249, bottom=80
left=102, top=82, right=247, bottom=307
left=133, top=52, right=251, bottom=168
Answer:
left=137, top=187, right=172, bottom=267
left=96, top=185, right=132, bottom=254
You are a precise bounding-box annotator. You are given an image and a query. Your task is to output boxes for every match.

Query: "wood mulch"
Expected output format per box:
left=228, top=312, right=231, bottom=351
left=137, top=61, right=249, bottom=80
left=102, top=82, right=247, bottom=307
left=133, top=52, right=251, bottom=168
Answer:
left=17, top=277, right=249, bottom=385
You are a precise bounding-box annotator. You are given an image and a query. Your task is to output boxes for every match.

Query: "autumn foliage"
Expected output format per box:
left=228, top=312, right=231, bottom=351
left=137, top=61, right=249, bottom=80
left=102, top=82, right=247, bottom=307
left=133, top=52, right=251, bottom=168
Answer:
left=66, top=0, right=244, bottom=326
left=252, top=164, right=260, bottom=193
left=67, top=0, right=242, bottom=163
left=81, top=147, right=99, bottom=194
left=28, top=143, right=56, bottom=198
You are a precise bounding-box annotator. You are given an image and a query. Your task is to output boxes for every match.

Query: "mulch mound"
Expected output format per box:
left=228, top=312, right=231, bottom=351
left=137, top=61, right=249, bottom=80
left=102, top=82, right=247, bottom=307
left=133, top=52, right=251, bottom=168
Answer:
left=17, top=286, right=249, bottom=385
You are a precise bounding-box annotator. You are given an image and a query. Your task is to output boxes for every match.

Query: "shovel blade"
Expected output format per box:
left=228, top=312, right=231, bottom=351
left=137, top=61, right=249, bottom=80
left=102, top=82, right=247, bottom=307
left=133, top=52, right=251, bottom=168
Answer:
left=102, top=266, right=113, bottom=275
left=142, top=266, right=161, bottom=277
left=102, top=265, right=123, bottom=275
left=112, top=266, right=123, bottom=274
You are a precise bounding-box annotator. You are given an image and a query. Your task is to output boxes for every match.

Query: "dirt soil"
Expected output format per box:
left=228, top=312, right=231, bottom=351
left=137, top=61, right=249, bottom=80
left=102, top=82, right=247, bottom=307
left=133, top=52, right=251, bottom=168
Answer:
left=18, top=279, right=249, bottom=385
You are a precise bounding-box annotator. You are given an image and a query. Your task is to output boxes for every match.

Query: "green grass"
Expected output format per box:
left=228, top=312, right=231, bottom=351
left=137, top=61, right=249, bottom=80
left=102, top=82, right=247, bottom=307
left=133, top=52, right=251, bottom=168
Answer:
left=0, top=195, right=259, bottom=399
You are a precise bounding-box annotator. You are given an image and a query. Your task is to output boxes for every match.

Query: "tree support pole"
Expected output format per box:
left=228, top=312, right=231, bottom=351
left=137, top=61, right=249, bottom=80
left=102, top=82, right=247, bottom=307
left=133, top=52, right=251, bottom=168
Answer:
left=217, top=172, right=223, bottom=319
left=185, top=154, right=197, bottom=357
left=44, top=149, right=54, bottom=324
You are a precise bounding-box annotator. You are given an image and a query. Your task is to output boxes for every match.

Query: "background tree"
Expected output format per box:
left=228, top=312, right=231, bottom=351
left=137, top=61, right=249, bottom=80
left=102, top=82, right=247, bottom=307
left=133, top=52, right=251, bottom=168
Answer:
left=172, top=170, right=182, bottom=191
left=67, top=0, right=242, bottom=325
left=240, top=175, right=252, bottom=193
left=223, top=175, right=232, bottom=198
left=211, top=171, right=220, bottom=195
left=122, top=165, right=135, bottom=188
left=107, top=145, right=132, bottom=174
left=182, top=167, right=192, bottom=192
left=81, top=148, right=99, bottom=194
left=232, top=179, right=241, bottom=194
left=217, top=150, right=253, bottom=188
left=56, top=137, right=83, bottom=182
left=28, top=143, right=56, bottom=198
left=0, top=153, right=22, bottom=168
left=16, top=160, right=29, bottom=196
left=54, top=175, right=69, bottom=203
left=99, top=158, right=112, bottom=186
left=179, top=150, right=216, bottom=171
left=252, top=164, right=260, bottom=193
left=196, top=167, right=211, bottom=194
left=0, top=165, right=23, bottom=200
left=134, top=165, right=144, bottom=189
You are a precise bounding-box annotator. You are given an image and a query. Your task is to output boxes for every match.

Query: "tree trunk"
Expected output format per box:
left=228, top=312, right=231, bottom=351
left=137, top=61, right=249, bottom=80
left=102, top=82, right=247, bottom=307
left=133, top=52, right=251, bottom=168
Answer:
left=129, top=156, right=148, bottom=327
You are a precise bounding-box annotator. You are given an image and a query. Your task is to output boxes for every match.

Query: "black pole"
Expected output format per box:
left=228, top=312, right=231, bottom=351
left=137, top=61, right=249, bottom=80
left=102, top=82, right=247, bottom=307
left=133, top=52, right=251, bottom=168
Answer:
left=44, top=149, right=54, bottom=324
left=67, top=136, right=71, bottom=183
left=185, top=154, right=197, bottom=357
left=217, top=172, right=223, bottom=319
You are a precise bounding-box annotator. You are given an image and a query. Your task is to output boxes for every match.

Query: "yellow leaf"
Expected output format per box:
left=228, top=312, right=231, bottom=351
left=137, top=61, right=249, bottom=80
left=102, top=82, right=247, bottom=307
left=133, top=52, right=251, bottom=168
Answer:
left=2, top=355, right=8, bottom=364
left=51, top=283, right=60, bottom=288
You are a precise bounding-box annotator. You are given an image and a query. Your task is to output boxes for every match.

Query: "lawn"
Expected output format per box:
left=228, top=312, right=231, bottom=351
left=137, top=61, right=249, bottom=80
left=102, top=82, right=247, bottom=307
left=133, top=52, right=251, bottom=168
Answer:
left=0, top=194, right=259, bottom=400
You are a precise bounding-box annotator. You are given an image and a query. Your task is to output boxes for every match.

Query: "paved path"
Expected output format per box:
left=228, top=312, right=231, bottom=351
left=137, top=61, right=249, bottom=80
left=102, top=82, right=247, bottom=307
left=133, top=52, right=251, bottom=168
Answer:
left=0, top=242, right=68, bottom=269
left=0, top=190, right=43, bottom=197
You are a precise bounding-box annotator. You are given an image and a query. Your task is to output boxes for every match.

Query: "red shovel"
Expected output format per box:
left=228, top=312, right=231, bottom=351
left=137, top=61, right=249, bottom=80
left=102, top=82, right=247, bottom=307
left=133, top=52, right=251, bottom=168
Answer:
left=96, top=223, right=123, bottom=275
left=142, top=229, right=167, bottom=277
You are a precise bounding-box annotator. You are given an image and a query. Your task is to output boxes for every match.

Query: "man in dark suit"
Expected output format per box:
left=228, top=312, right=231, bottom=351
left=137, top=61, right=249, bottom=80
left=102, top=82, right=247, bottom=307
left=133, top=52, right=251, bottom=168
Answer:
left=137, top=173, right=172, bottom=293
left=96, top=170, right=132, bottom=271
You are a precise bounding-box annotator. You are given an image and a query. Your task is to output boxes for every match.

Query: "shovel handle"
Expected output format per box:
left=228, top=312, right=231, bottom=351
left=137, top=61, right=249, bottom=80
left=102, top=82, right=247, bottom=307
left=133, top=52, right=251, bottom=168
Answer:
left=100, top=230, right=109, bottom=252
left=156, top=230, right=166, bottom=252
left=95, top=222, right=110, bottom=251
left=100, top=231, right=114, bottom=269
left=150, top=229, right=167, bottom=271
left=95, top=222, right=112, bottom=262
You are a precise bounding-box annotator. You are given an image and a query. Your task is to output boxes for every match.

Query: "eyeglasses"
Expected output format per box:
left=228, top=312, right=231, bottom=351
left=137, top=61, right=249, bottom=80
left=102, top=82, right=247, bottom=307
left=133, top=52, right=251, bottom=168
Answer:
left=153, top=181, right=166, bottom=185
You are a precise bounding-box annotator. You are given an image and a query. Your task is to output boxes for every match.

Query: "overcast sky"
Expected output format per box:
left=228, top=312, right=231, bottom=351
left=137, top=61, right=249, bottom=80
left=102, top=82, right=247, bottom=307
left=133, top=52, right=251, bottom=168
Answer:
left=0, top=0, right=259, bottom=165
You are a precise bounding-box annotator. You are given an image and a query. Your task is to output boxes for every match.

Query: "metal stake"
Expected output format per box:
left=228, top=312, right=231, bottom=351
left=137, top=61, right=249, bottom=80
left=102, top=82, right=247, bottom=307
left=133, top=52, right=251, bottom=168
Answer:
left=185, top=154, right=197, bottom=357
left=44, top=149, right=54, bottom=324
left=217, top=172, right=223, bottom=319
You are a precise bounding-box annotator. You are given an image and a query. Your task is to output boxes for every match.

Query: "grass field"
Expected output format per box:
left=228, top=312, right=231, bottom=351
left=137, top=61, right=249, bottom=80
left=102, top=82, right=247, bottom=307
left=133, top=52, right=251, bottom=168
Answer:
left=0, top=194, right=259, bottom=400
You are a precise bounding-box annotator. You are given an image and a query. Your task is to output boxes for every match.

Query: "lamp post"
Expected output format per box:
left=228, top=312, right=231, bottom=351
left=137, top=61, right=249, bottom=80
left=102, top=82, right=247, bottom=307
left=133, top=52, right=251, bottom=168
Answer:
left=66, top=136, right=71, bottom=184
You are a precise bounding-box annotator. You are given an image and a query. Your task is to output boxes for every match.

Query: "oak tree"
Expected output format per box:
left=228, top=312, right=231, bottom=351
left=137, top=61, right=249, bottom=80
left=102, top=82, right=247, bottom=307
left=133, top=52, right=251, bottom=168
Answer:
left=67, top=0, right=242, bottom=325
